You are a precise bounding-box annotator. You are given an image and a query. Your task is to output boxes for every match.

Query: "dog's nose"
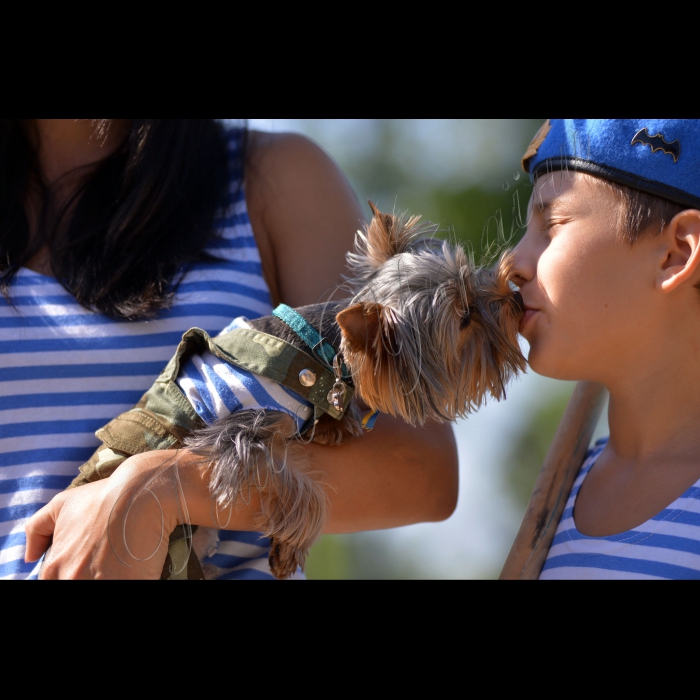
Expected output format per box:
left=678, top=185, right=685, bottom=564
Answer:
left=512, top=291, right=525, bottom=313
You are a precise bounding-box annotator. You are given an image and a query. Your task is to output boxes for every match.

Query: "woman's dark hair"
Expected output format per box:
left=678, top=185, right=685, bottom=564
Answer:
left=0, top=119, right=237, bottom=319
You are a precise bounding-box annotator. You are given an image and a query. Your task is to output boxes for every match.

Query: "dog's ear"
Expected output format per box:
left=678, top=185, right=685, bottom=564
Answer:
left=366, top=201, right=397, bottom=244
left=336, top=302, right=382, bottom=354
left=345, top=202, right=439, bottom=285
left=337, top=301, right=401, bottom=416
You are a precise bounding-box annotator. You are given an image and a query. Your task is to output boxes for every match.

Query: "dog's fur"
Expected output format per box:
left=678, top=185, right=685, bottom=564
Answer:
left=183, top=204, right=526, bottom=579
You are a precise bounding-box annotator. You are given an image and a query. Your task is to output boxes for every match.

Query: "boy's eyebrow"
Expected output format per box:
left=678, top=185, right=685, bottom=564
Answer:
left=538, top=197, right=557, bottom=213
left=528, top=194, right=556, bottom=217
left=532, top=191, right=569, bottom=215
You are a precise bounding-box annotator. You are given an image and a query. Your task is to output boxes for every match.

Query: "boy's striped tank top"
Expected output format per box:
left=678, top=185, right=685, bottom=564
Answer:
left=540, top=437, right=700, bottom=579
left=0, top=126, right=281, bottom=580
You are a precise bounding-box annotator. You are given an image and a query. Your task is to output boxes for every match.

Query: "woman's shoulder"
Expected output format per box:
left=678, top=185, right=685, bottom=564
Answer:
left=245, top=130, right=358, bottom=205
left=246, top=129, right=332, bottom=161
left=243, top=130, right=366, bottom=308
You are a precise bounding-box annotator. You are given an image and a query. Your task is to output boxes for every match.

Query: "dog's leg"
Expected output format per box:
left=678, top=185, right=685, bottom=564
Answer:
left=184, top=410, right=328, bottom=579
left=310, top=402, right=364, bottom=446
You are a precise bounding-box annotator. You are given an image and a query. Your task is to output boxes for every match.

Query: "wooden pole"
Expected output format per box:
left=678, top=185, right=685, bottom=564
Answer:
left=498, top=381, right=607, bottom=580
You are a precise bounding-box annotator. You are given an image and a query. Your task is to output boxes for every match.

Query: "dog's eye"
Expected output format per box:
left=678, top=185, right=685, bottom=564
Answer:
left=461, top=311, right=472, bottom=329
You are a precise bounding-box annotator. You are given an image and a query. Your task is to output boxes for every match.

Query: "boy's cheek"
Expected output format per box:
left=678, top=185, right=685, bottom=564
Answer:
left=526, top=293, right=639, bottom=381
left=524, top=320, right=566, bottom=378
left=525, top=334, right=573, bottom=379
left=524, top=308, right=598, bottom=380
left=539, top=251, right=616, bottom=326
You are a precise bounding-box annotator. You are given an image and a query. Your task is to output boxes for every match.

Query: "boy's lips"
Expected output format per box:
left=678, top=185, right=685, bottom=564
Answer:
left=520, top=306, right=539, bottom=333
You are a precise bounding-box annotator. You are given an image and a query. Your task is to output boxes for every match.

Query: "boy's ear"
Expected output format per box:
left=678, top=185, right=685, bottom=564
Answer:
left=336, top=302, right=382, bottom=353
left=657, top=210, right=700, bottom=293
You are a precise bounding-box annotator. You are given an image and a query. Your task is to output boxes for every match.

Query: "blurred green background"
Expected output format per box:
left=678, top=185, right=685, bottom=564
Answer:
left=245, top=120, right=609, bottom=579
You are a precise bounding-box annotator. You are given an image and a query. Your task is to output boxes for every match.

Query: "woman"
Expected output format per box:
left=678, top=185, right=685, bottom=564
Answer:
left=0, top=119, right=458, bottom=579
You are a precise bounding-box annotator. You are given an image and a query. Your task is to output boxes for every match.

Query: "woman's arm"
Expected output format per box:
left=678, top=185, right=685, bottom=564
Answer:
left=26, top=129, right=458, bottom=578
left=245, top=130, right=459, bottom=527
left=246, top=130, right=365, bottom=309
left=26, top=416, right=457, bottom=579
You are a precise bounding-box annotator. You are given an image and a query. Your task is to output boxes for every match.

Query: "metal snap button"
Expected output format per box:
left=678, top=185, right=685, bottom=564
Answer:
left=299, top=369, right=317, bottom=387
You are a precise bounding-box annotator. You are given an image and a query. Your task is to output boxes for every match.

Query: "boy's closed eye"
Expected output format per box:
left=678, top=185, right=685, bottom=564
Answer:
left=541, top=216, right=572, bottom=235
left=530, top=198, right=569, bottom=235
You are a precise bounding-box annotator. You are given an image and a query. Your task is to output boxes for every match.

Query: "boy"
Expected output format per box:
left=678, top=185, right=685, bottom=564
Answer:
left=513, top=119, right=700, bottom=579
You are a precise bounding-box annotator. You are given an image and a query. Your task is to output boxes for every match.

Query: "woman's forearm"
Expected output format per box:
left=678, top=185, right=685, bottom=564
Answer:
left=309, top=417, right=458, bottom=533
left=176, top=416, right=458, bottom=534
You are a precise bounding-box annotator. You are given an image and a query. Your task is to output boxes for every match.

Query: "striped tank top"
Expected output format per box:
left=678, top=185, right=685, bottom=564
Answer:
left=0, top=126, right=281, bottom=580
left=540, top=438, right=700, bottom=579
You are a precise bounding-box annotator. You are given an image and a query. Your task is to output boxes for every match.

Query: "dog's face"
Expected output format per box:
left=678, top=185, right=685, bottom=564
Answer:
left=337, top=204, right=526, bottom=425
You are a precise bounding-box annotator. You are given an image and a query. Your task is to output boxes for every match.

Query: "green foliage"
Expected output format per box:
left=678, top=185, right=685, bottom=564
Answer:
left=303, top=535, right=352, bottom=580
left=305, top=533, right=427, bottom=580
left=501, top=383, right=576, bottom=513
left=320, top=118, right=545, bottom=261
left=409, top=184, right=531, bottom=259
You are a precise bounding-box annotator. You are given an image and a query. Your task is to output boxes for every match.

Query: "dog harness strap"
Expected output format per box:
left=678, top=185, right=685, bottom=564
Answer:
left=361, top=409, right=380, bottom=431
left=272, top=304, right=338, bottom=368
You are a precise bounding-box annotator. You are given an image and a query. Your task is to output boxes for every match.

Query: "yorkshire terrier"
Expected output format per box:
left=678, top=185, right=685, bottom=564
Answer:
left=67, top=203, right=526, bottom=579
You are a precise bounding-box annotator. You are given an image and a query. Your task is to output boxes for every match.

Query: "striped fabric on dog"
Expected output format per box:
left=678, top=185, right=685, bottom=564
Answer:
left=176, top=317, right=313, bottom=432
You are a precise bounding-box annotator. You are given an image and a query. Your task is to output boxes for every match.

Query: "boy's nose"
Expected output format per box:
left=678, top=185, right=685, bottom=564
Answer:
left=511, top=235, right=536, bottom=287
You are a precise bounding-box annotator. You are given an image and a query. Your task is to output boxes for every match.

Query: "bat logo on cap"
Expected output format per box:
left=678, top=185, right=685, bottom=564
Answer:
left=631, top=128, right=681, bottom=163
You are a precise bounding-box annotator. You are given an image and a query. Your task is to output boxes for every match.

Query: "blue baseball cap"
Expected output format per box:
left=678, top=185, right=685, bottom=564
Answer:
left=522, top=119, right=700, bottom=210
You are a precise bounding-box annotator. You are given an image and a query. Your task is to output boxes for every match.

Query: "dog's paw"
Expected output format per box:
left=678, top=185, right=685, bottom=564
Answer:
left=268, top=539, right=305, bottom=580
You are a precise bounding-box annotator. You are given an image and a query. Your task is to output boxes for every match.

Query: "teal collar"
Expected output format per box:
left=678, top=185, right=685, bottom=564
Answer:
left=273, top=304, right=346, bottom=374
left=271, top=304, right=379, bottom=431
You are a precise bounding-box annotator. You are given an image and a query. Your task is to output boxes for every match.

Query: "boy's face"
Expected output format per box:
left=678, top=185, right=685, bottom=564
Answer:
left=512, top=172, right=660, bottom=382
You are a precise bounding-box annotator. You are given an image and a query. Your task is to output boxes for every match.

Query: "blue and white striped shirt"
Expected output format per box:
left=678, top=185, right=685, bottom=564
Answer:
left=540, top=438, right=700, bottom=580
left=0, top=126, right=280, bottom=580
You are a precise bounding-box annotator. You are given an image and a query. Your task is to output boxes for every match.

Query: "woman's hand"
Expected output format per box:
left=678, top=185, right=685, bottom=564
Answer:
left=24, top=450, right=233, bottom=580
